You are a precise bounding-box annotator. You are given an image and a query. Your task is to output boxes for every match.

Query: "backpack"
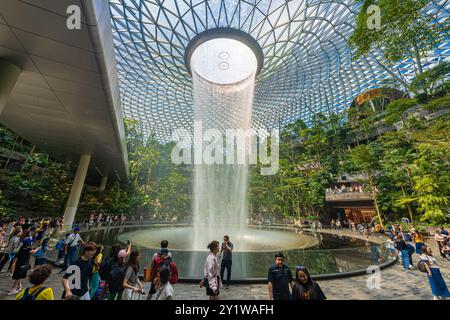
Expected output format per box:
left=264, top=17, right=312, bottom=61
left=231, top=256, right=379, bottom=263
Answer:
left=99, top=256, right=115, bottom=281
left=151, top=256, right=179, bottom=284
left=55, top=240, right=65, bottom=251
left=107, top=262, right=125, bottom=291
left=33, top=248, right=44, bottom=258
left=19, top=287, right=47, bottom=300
left=417, top=260, right=428, bottom=273
left=168, top=261, right=179, bottom=285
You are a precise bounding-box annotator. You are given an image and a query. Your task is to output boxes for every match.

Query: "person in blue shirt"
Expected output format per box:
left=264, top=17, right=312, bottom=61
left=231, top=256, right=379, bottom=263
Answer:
left=267, top=252, right=293, bottom=300
left=34, top=238, right=51, bottom=267
left=55, top=235, right=68, bottom=266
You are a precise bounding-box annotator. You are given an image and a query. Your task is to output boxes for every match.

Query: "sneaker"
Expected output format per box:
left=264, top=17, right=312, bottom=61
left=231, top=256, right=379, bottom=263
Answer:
left=225, top=285, right=229, bottom=289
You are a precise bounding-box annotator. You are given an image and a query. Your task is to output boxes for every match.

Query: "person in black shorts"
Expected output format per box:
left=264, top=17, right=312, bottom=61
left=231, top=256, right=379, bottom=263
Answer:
left=267, top=252, right=293, bottom=300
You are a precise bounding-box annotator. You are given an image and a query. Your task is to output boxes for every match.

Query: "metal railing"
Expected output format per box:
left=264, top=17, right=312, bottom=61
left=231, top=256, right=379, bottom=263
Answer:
left=325, top=191, right=373, bottom=201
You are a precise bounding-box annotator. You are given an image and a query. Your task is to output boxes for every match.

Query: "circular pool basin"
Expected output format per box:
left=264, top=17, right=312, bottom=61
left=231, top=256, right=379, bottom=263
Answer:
left=80, top=225, right=391, bottom=281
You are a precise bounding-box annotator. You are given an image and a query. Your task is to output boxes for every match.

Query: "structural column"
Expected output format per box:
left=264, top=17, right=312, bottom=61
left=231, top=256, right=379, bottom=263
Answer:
left=0, top=59, right=21, bottom=116
left=63, top=154, right=91, bottom=230
left=99, top=175, right=108, bottom=192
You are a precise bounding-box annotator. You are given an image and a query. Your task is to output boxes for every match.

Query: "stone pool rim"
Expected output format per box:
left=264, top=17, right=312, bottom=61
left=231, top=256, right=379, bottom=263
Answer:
left=70, top=223, right=398, bottom=283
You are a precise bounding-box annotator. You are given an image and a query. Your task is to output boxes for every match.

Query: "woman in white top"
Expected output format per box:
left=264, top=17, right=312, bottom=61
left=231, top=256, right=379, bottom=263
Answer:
left=200, top=240, right=222, bottom=300
left=419, top=246, right=450, bottom=300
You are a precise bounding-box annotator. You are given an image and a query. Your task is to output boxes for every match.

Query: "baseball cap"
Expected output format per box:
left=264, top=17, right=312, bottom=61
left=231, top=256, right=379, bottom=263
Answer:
left=118, top=249, right=128, bottom=259
left=74, top=227, right=80, bottom=231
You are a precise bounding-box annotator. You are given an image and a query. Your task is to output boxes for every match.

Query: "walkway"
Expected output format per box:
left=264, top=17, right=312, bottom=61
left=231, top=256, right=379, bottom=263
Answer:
left=0, top=230, right=448, bottom=300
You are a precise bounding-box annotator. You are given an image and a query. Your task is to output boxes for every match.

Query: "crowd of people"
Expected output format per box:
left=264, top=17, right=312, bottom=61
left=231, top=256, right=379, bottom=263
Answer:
left=76, top=213, right=188, bottom=229
left=325, top=183, right=375, bottom=194
left=0, top=214, right=328, bottom=301
left=0, top=217, right=180, bottom=300
left=1, top=215, right=449, bottom=300
left=383, top=225, right=450, bottom=300
left=78, top=213, right=138, bottom=229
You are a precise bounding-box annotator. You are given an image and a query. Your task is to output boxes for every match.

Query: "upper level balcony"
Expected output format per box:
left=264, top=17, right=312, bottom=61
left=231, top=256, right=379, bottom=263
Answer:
left=325, top=189, right=374, bottom=202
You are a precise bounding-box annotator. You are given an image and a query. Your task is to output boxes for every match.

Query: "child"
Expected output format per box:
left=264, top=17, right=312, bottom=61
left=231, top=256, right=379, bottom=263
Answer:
left=385, top=238, right=396, bottom=260
left=442, top=243, right=450, bottom=260
left=55, top=235, right=68, bottom=266
left=16, top=265, right=54, bottom=300
left=155, top=265, right=174, bottom=300
left=33, top=238, right=51, bottom=267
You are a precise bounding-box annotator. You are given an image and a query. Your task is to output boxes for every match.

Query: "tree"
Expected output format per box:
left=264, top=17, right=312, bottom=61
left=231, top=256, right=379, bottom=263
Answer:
left=379, top=131, right=416, bottom=222
left=384, top=98, right=417, bottom=125
left=409, top=62, right=450, bottom=97
left=350, top=144, right=385, bottom=228
left=349, top=0, right=448, bottom=85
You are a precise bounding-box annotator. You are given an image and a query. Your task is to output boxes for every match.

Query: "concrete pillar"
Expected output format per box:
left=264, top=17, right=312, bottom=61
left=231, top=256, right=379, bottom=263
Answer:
left=99, top=175, right=108, bottom=192
left=0, top=59, right=21, bottom=116
left=63, top=154, right=91, bottom=230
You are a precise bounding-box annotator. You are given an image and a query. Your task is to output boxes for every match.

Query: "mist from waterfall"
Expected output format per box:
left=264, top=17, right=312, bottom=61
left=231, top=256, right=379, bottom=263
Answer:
left=188, top=38, right=258, bottom=261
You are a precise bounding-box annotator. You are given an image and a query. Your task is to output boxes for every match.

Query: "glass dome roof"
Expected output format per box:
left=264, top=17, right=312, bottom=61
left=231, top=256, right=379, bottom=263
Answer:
left=109, top=0, right=450, bottom=140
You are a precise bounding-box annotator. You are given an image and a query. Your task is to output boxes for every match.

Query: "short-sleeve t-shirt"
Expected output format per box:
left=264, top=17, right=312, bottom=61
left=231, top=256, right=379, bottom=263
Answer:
left=7, top=236, right=20, bottom=253
left=63, top=258, right=92, bottom=297
left=124, top=266, right=137, bottom=286
left=16, top=286, right=54, bottom=300
left=155, top=282, right=174, bottom=300
left=413, top=234, right=424, bottom=243
left=221, top=242, right=233, bottom=261
left=66, top=233, right=82, bottom=247
left=267, top=264, right=293, bottom=300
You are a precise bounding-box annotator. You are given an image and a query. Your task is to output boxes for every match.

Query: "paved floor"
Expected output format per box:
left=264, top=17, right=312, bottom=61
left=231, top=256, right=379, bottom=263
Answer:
left=1, top=231, right=448, bottom=300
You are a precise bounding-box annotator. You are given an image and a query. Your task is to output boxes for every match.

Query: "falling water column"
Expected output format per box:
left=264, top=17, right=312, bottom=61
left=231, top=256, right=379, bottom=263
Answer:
left=188, top=37, right=258, bottom=254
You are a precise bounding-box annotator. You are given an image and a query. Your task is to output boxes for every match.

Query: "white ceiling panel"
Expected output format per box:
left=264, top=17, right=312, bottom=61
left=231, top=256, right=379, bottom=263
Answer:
left=0, top=1, right=128, bottom=179
left=31, top=56, right=103, bottom=88
left=12, top=28, right=98, bottom=71
left=0, top=0, right=92, bottom=50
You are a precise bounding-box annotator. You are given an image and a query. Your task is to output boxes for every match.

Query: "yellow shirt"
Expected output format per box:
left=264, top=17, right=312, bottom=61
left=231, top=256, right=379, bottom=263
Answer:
left=16, top=286, right=54, bottom=300
left=414, top=234, right=424, bottom=243
left=93, top=253, right=103, bottom=273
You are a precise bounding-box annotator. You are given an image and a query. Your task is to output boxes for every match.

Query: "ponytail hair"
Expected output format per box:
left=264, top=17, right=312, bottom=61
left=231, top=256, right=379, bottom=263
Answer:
left=207, top=240, right=219, bottom=252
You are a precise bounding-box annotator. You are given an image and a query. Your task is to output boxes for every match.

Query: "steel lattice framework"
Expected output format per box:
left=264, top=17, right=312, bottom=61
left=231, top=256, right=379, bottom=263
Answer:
left=109, top=0, right=450, bottom=141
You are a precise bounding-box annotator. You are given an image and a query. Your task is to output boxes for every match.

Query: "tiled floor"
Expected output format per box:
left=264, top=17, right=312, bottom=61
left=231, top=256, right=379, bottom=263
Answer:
left=1, top=229, right=448, bottom=300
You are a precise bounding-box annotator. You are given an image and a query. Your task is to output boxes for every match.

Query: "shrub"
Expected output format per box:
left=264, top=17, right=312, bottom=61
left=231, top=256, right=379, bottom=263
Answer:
left=422, top=94, right=450, bottom=112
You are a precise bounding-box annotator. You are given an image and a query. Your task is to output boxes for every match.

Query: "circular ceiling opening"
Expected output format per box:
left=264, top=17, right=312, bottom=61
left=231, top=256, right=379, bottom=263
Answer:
left=185, top=28, right=264, bottom=85
left=190, top=38, right=257, bottom=85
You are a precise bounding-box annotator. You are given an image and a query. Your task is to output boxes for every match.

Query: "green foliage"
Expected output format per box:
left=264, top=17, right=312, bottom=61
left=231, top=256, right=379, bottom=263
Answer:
left=1, top=90, right=449, bottom=226
left=384, top=98, right=417, bottom=124
left=350, top=144, right=379, bottom=173
left=349, top=0, right=446, bottom=67
left=409, top=62, right=450, bottom=96
left=422, top=93, right=450, bottom=112
left=408, top=140, right=450, bottom=225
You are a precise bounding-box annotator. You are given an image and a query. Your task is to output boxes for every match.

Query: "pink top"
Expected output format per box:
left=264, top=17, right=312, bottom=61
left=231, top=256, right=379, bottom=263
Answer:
left=204, top=252, right=221, bottom=291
